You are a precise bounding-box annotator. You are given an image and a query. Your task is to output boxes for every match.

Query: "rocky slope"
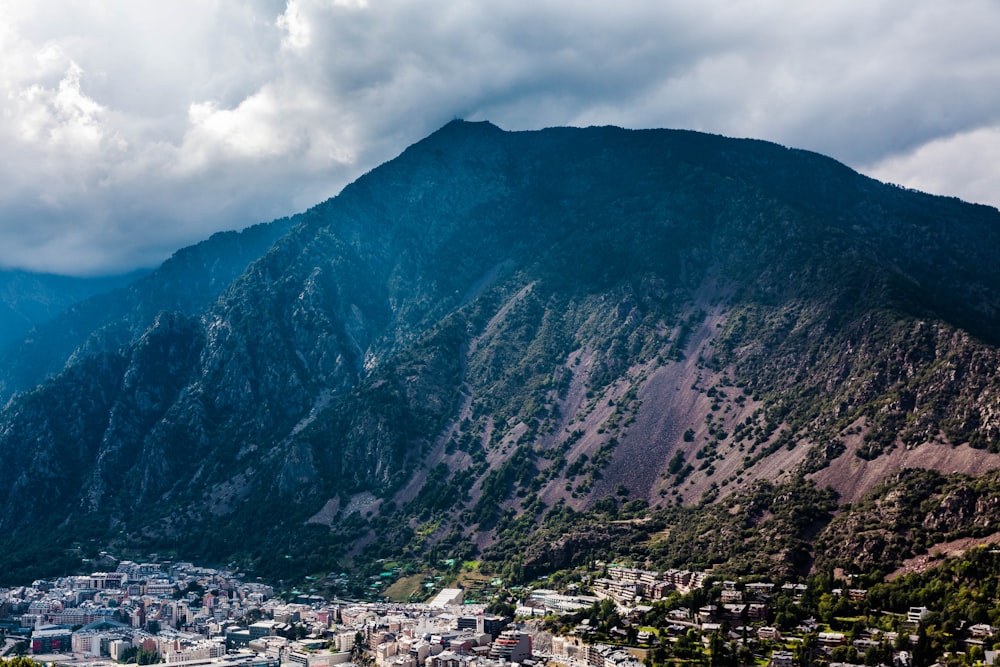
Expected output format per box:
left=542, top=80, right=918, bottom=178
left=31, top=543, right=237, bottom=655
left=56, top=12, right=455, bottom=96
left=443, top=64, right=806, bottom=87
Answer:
left=2, top=120, right=1000, bottom=584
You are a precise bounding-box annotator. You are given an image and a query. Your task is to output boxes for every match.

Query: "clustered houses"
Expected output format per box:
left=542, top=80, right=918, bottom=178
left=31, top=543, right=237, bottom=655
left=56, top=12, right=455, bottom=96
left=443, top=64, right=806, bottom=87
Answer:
left=718, top=581, right=769, bottom=623
left=591, top=566, right=707, bottom=605
left=0, top=558, right=539, bottom=667
left=518, top=591, right=600, bottom=617
left=584, top=644, right=643, bottom=667
left=6, top=557, right=999, bottom=667
left=0, top=560, right=277, bottom=667
left=555, top=572, right=1000, bottom=667
left=364, top=607, right=528, bottom=667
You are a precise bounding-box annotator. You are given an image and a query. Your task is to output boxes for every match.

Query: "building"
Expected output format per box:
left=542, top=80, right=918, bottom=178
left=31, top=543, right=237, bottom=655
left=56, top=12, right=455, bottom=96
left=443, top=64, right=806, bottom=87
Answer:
left=72, top=631, right=103, bottom=656
left=226, top=629, right=252, bottom=650
left=31, top=627, right=72, bottom=654
left=146, top=580, right=177, bottom=596
left=594, top=566, right=706, bottom=604
left=428, top=589, right=464, bottom=608
left=285, top=648, right=351, bottom=667
left=456, top=617, right=478, bottom=633
left=770, top=650, right=795, bottom=667
left=594, top=578, right=639, bottom=604
left=478, top=616, right=507, bottom=639
left=489, top=631, right=531, bottom=663
left=334, top=631, right=356, bottom=653
left=164, top=640, right=227, bottom=664
left=970, top=624, right=996, bottom=639
left=747, top=603, right=768, bottom=621
left=746, top=583, right=774, bottom=600
left=109, top=638, right=132, bottom=661
left=585, top=643, right=643, bottom=667
left=249, top=621, right=278, bottom=639
left=782, top=583, right=808, bottom=597
left=817, top=632, right=846, bottom=647
left=427, top=650, right=475, bottom=667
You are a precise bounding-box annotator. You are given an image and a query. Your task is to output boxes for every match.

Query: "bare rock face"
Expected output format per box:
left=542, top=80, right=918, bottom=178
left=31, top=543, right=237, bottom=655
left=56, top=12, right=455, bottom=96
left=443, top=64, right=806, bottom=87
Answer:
left=2, top=120, right=1000, bottom=583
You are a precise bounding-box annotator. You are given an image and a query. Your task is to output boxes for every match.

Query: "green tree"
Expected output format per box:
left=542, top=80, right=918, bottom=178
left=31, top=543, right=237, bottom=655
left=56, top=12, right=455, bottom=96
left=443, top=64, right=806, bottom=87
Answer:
left=136, top=648, right=159, bottom=665
left=795, top=633, right=817, bottom=667
left=709, top=633, right=736, bottom=667
left=913, top=624, right=932, bottom=667
left=0, top=658, right=39, bottom=667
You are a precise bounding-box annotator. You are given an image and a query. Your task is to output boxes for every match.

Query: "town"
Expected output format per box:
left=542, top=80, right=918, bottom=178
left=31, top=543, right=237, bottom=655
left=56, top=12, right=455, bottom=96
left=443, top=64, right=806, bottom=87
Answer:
left=1, top=550, right=998, bottom=667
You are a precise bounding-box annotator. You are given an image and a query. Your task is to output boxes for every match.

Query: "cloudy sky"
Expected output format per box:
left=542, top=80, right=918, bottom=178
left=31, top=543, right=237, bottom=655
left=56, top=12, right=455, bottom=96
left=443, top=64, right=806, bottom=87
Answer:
left=2, top=0, right=1000, bottom=275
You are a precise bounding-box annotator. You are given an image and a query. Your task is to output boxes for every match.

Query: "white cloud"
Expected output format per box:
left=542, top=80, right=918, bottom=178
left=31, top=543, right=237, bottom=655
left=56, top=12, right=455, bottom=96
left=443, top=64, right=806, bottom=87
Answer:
left=0, top=0, right=999, bottom=274
left=277, top=0, right=311, bottom=51
left=182, top=90, right=298, bottom=166
left=863, top=125, right=1000, bottom=209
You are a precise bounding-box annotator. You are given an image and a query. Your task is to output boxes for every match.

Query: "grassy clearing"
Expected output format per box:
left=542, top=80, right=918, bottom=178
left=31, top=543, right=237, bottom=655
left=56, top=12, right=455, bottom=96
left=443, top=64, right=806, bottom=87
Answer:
left=384, top=574, right=431, bottom=603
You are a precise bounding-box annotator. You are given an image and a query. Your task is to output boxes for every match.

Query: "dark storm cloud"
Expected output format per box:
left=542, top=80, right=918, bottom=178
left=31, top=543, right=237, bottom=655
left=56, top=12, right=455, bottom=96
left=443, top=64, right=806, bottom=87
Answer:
left=1, top=0, right=999, bottom=274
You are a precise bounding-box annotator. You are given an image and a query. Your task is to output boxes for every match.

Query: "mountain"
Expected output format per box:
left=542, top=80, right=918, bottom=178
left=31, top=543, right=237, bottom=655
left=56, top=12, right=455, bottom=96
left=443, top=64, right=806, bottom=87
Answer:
left=0, top=269, right=147, bottom=351
left=2, top=120, right=1000, bottom=585
left=0, top=219, right=295, bottom=401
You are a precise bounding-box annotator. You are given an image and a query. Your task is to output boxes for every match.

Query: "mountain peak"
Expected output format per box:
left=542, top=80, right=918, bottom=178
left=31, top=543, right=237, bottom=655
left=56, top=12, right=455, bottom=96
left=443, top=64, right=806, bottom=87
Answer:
left=422, top=117, right=503, bottom=142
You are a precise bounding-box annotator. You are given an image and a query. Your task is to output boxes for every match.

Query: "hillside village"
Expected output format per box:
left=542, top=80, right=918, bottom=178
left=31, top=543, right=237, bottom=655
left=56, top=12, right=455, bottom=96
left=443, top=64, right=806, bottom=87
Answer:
left=2, top=552, right=999, bottom=667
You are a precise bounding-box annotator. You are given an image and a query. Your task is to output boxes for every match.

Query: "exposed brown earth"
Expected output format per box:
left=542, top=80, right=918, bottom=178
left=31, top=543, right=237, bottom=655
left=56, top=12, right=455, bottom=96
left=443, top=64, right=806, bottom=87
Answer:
left=811, top=434, right=1000, bottom=504
left=593, top=307, right=772, bottom=506
left=885, top=533, right=1000, bottom=580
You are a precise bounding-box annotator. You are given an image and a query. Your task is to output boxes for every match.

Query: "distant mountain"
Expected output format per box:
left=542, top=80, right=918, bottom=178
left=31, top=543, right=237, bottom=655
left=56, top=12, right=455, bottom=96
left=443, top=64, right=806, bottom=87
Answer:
left=0, top=269, right=146, bottom=350
left=0, top=219, right=295, bottom=401
left=2, top=120, right=1000, bottom=585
